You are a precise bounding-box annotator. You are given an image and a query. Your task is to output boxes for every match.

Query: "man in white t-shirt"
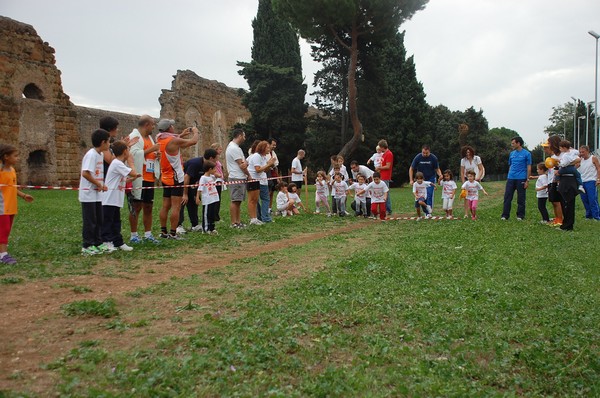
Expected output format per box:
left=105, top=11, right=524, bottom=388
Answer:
left=291, top=150, right=306, bottom=189
left=349, top=160, right=374, bottom=183
left=225, top=129, right=250, bottom=228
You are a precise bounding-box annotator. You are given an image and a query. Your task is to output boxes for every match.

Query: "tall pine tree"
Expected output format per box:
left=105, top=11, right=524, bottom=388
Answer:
left=238, top=0, right=308, bottom=166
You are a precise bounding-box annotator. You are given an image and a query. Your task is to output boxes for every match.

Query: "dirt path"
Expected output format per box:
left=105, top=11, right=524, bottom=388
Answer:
left=0, top=221, right=372, bottom=393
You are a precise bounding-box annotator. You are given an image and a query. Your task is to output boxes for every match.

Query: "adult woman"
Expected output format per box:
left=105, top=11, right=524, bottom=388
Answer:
left=247, top=141, right=275, bottom=224
left=578, top=145, right=600, bottom=220
left=460, top=146, right=485, bottom=218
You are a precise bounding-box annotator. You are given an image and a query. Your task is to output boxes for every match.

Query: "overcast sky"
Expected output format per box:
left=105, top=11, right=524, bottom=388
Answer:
left=2, top=0, right=599, bottom=149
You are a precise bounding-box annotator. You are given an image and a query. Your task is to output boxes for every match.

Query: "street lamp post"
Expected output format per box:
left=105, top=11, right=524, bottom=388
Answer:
left=571, top=96, right=577, bottom=145
left=589, top=31, right=599, bottom=151
left=586, top=101, right=595, bottom=147
left=578, top=116, right=586, bottom=149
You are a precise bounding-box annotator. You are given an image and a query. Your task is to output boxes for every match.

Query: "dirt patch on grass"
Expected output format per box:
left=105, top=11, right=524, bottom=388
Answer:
left=0, top=221, right=372, bottom=394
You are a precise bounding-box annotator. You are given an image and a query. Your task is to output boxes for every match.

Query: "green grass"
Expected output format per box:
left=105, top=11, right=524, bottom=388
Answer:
left=61, top=298, right=119, bottom=318
left=3, top=182, right=600, bottom=396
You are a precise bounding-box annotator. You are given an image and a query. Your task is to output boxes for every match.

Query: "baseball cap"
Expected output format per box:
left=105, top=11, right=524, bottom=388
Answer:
left=541, top=140, right=550, bottom=147
left=157, top=119, right=175, bottom=132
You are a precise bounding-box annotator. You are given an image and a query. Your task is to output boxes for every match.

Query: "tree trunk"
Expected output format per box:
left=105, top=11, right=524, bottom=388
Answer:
left=338, top=21, right=362, bottom=160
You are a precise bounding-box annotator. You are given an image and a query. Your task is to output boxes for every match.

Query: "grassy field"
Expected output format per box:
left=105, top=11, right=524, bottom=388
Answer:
left=1, top=182, right=599, bottom=396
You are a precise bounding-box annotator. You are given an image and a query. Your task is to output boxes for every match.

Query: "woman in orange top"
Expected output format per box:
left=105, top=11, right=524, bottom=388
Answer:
left=0, top=144, right=33, bottom=265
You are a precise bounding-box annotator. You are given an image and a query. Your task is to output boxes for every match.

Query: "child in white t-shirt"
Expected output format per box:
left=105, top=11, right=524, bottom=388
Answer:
left=348, top=174, right=368, bottom=217
left=276, top=182, right=294, bottom=216
left=331, top=172, right=349, bottom=216
left=288, top=183, right=307, bottom=214
left=359, top=171, right=388, bottom=220
left=535, top=162, right=550, bottom=223
left=102, top=141, right=141, bottom=252
left=439, top=169, right=457, bottom=219
left=314, top=170, right=331, bottom=215
left=196, top=160, right=220, bottom=234
left=412, top=172, right=435, bottom=219
left=557, top=140, right=584, bottom=192
left=367, top=145, right=383, bottom=169
left=461, top=170, right=488, bottom=220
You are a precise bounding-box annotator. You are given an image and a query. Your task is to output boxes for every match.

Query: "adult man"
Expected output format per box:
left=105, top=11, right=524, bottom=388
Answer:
left=376, top=140, right=394, bottom=215
left=128, top=115, right=160, bottom=244
left=178, top=148, right=218, bottom=232
left=409, top=144, right=443, bottom=211
left=350, top=160, right=374, bottom=183
left=501, top=136, right=531, bottom=220
left=291, top=149, right=306, bottom=189
left=226, top=129, right=250, bottom=228
left=156, top=119, right=199, bottom=239
left=578, top=145, right=600, bottom=220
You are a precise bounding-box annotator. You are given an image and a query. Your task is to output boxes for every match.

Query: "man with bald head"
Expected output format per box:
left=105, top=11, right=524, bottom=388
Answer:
left=128, top=115, right=161, bottom=244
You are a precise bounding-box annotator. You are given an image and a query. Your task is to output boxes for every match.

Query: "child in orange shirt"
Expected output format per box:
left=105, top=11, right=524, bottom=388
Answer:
left=0, top=144, right=34, bottom=265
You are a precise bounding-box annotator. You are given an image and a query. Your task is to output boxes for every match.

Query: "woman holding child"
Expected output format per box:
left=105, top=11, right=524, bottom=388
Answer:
left=459, top=146, right=485, bottom=218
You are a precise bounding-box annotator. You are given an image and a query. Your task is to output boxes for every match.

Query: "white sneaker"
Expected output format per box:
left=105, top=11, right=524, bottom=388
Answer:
left=426, top=205, right=432, bottom=214
left=425, top=214, right=432, bottom=219
left=191, top=225, right=203, bottom=232
left=100, top=242, right=117, bottom=253
left=249, top=218, right=264, bottom=225
left=315, top=209, right=321, bottom=214
left=118, top=243, right=134, bottom=251
left=578, top=185, right=586, bottom=193
left=176, top=225, right=187, bottom=234
left=281, top=211, right=287, bottom=217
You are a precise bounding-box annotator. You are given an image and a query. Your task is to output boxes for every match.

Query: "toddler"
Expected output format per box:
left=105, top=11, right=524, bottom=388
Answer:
left=359, top=172, right=388, bottom=220
left=196, top=160, right=220, bottom=234
left=440, top=169, right=457, bottom=219
left=367, top=145, right=383, bottom=170
left=348, top=174, right=368, bottom=216
left=288, top=183, right=307, bottom=214
left=412, top=172, right=435, bottom=219
left=314, top=170, right=331, bottom=215
left=331, top=173, right=349, bottom=216
left=461, top=170, right=488, bottom=220
left=0, top=144, right=34, bottom=265
left=535, top=162, right=550, bottom=223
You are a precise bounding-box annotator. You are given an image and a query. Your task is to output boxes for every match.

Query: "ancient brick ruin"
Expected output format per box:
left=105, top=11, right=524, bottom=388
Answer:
left=0, top=16, right=249, bottom=185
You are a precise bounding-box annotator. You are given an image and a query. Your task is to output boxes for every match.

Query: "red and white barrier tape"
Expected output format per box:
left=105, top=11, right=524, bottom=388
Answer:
left=1, top=174, right=294, bottom=191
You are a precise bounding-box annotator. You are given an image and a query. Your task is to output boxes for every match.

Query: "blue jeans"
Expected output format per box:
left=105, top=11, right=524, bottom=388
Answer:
left=258, top=184, right=272, bottom=222
left=502, top=178, right=527, bottom=219
left=383, top=180, right=392, bottom=213
left=426, top=176, right=436, bottom=208
left=580, top=181, right=600, bottom=220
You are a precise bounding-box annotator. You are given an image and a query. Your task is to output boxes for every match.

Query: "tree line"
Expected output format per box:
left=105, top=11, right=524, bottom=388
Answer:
left=236, top=0, right=524, bottom=185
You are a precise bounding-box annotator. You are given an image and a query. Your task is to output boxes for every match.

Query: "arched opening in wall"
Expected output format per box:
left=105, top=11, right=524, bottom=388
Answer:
left=27, top=150, right=50, bottom=185
left=22, top=83, right=45, bottom=101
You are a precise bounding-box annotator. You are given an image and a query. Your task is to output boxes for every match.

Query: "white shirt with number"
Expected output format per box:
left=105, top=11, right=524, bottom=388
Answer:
left=348, top=182, right=368, bottom=203
left=440, top=180, right=457, bottom=199
left=199, top=175, right=219, bottom=205
left=79, top=148, right=104, bottom=203
left=102, top=158, right=131, bottom=207
left=412, top=181, right=433, bottom=200
left=366, top=181, right=389, bottom=203
left=461, top=181, right=484, bottom=200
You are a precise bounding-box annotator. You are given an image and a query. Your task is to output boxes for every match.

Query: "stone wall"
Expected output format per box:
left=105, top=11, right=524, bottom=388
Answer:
left=159, top=70, right=250, bottom=159
left=0, top=17, right=251, bottom=186
left=0, top=16, right=80, bottom=185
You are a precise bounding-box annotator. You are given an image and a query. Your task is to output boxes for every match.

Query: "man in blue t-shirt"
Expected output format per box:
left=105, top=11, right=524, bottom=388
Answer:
left=501, top=136, right=532, bottom=220
left=409, top=145, right=443, bottom=209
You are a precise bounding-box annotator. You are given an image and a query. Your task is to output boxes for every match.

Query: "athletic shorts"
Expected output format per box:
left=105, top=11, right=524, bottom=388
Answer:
left=162, top=179, right=184, bottom=198
left=548, top=182, right=562, bottom=203
left=414, top=197, right=426, bottom=208
left=247, top=180, right=260, bottom=191
left=228, top=178, right=247, bottom=202
left=133, top=180, right=155, bottom=203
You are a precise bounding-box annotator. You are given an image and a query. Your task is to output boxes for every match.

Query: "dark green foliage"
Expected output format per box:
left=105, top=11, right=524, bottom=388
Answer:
left=238, top=0, right=308, bottom=169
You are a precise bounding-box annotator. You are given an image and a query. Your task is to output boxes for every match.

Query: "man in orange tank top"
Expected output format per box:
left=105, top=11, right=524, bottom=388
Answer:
left=156, top=119, right=199, bottom=239
left=128, top=115, right=161, bottom=244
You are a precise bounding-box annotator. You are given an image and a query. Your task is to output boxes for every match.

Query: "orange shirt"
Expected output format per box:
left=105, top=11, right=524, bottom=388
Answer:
left=143, top=136, right=157, bottom=183
left=0, top=167, right=18, bottom=215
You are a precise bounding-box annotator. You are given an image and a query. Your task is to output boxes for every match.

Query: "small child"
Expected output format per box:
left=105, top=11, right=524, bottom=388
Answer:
left=461, top=170, right=488, bottom=220
left=412, top=172, right=435, bottom=219
left=0, top=144, right=34, bottom=265
left=288, top=183, right=307, bottom=214
left=557, top=140, right=584, bottom=193
left=102, top=141, right=141, bottom=252
left=331, top=172, right=349, bottom=216
left=80, top=129, right=110, bottom=255
left=314, top=170, right=331, bottom=215
left=348, top=174, right=368, bottom=217
left=328, top=165, right=341, bottom=214
left=196, top=160, right=220, bottom=234
left=276, top=182, right=294, bottom=216
left=359, top=171, right=388, bottom=220
left=367, top=145, right=383, bottom=170
left=535, top=162, right=550, bottom=223
left=439, top=169, right=457, bottom=219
